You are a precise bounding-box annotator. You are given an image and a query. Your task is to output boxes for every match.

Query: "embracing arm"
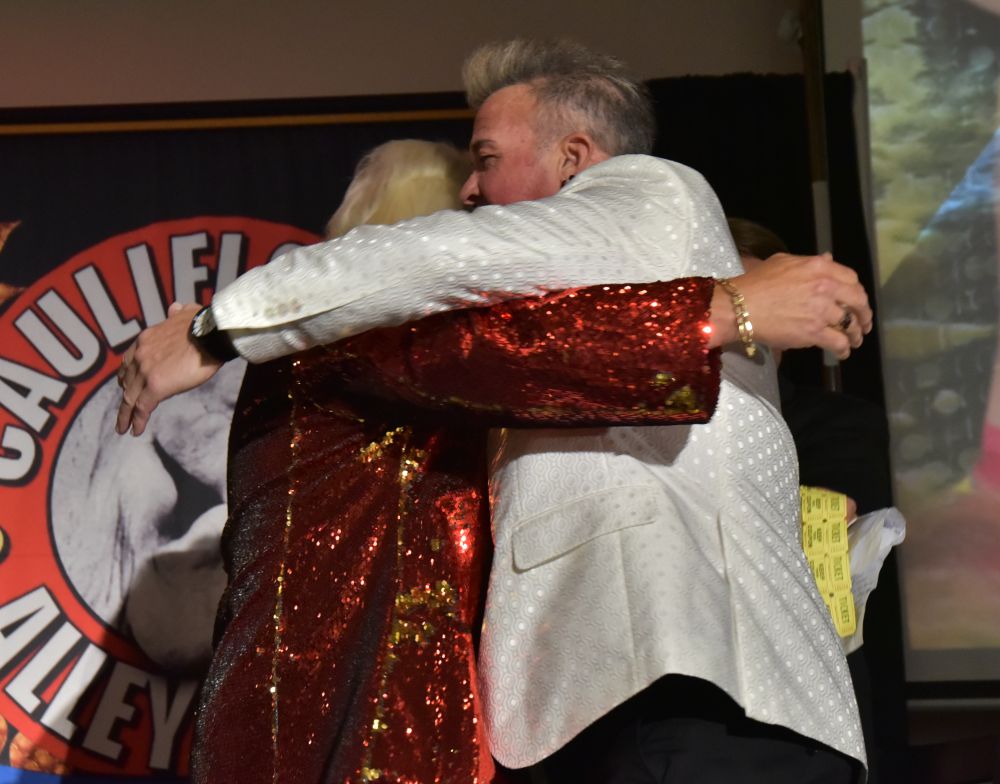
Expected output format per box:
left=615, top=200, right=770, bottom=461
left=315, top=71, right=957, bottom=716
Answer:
left=116, top=159, right=871, bottom=434
left=115, top=254, right=870, bottom=436
left=329, top=277, right=721, bottom=427
left=209, top=160, right=869, bottom=363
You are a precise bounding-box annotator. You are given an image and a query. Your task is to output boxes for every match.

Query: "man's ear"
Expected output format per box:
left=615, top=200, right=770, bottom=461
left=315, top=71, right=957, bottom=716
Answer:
left=558, top=133, right=600, bottom=183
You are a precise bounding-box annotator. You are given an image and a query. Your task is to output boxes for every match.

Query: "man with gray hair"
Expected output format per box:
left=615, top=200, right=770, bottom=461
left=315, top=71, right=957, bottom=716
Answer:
left=119, top=38, right=869, bottom=783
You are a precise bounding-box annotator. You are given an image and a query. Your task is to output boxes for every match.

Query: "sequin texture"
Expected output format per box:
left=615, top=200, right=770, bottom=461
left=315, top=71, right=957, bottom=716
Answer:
left=190, top=278, right=718, bottom=783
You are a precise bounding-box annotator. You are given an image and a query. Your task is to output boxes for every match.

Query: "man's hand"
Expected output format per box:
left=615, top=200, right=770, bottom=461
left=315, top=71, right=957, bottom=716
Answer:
left=116, top=302, right=223, bottom=437
left=709, top=253, right=873, bottom=359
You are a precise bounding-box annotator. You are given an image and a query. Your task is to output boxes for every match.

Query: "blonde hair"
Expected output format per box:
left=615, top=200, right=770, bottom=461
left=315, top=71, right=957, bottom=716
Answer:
left=325, top=140, right=471, bottom=239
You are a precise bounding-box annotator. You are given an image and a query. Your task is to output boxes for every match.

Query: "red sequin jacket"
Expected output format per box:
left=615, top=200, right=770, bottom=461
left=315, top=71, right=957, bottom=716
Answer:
left=192, top=278, right=720, bottom=784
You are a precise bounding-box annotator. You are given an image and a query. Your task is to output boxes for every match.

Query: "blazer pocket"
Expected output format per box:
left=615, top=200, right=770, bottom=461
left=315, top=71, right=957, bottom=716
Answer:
left=511, top=485, right=666, bottom=571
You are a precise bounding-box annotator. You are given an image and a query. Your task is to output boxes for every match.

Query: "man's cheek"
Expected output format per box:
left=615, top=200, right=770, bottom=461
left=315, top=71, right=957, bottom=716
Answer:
left=489, top=176, right=529, bottom=206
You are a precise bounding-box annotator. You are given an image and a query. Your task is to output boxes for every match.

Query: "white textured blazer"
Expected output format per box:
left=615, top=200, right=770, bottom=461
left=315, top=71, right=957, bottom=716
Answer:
left=211, top=155, right=866, bottom=772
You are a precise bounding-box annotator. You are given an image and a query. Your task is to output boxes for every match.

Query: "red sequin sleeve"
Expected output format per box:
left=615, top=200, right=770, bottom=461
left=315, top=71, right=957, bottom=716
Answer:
left=328, top=277, right=721, bottom=426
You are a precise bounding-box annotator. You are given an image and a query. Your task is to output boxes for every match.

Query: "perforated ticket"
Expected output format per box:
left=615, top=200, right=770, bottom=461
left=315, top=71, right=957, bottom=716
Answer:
left=800, top=486, right=856, bottom=637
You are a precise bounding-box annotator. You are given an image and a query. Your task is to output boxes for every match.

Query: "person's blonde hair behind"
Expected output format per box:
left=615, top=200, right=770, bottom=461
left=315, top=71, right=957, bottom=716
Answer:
left=325, top=140, right=471, bottom=239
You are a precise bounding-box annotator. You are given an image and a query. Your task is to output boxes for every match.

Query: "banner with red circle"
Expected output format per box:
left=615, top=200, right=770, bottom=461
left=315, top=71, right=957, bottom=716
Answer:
left=0, top=218, right=319, bottom=778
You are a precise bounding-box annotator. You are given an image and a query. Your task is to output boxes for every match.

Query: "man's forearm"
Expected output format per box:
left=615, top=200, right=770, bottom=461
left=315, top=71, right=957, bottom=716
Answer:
left=209, top=160, right=703, bottom=363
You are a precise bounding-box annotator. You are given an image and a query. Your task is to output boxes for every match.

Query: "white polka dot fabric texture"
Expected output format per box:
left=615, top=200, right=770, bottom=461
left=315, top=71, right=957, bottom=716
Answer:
left=210, top=155, right=865, bottom=772
left=481, top=160, right=863, bottom=771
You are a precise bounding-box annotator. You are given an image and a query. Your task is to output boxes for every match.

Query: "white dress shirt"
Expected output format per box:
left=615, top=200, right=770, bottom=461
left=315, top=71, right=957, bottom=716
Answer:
left=210, top=155, right=866, bottom=773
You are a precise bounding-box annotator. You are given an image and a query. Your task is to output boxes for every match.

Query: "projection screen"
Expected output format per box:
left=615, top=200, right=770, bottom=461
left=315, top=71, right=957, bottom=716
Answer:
left=863, top=0, right=1000, bottom=682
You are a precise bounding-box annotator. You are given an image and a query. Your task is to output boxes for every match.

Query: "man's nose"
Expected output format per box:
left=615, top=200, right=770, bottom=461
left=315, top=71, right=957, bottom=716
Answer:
left=459, top=172, right=479, bottom=207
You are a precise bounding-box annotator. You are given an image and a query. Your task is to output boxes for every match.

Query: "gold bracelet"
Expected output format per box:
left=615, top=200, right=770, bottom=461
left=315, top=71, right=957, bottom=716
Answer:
left=717, top=278, right=757, bottom=358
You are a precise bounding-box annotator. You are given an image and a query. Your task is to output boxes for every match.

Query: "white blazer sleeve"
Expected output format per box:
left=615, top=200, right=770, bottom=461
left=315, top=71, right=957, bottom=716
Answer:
left=211, top=156, right=708, bottom=363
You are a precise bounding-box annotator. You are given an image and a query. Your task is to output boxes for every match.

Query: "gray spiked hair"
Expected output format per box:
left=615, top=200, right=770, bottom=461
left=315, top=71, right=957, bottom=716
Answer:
left=462, top=38, right=655, bottom=155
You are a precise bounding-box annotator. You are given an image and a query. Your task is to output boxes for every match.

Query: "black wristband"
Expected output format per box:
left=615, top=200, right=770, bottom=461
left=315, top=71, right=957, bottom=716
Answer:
left=189, top=305, right=239, bottom=363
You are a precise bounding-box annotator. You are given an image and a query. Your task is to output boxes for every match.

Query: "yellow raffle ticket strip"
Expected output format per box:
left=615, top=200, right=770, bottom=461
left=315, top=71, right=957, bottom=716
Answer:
left=800, top=486, right=856, bottom=637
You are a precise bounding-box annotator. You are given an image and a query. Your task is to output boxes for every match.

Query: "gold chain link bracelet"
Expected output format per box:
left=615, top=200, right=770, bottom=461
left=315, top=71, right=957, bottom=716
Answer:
left=717, top=278, right=757, bottom=358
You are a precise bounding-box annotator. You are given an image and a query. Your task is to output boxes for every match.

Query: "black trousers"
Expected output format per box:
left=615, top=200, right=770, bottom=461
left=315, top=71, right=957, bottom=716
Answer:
left=540, top=675, right=861, bottom=784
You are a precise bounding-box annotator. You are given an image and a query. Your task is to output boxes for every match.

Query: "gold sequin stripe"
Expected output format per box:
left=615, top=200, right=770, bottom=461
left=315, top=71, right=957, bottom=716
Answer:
left=270, top=359, right=306, bottom=783
left=359, top=437, right=430, bottom=782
